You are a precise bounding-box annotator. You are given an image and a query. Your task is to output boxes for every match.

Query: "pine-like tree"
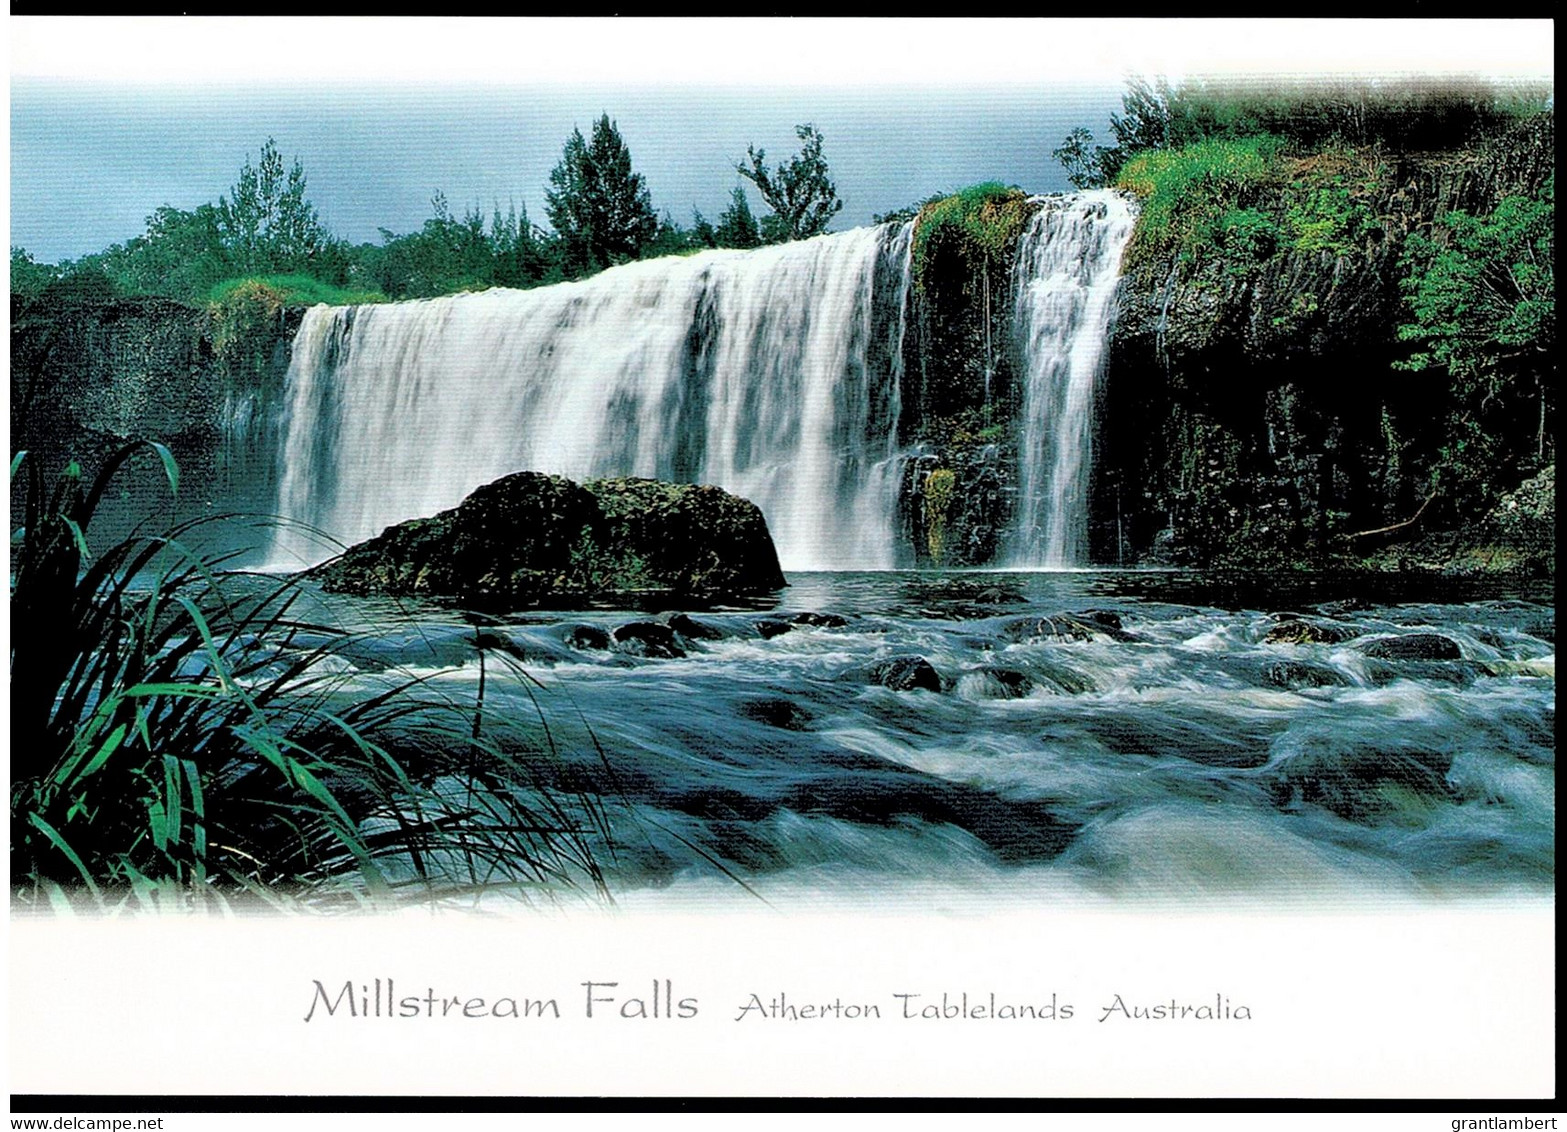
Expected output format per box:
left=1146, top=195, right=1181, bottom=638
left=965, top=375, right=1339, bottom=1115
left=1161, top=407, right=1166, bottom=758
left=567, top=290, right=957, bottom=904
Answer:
left=714, top=186, right=762, bottom=249
left=545, top=114, right=660, bottom=276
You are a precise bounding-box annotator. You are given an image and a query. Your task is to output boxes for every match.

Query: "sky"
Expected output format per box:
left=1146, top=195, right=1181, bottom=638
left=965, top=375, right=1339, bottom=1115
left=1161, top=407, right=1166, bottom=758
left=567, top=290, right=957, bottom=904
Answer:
left=7, top=18, right=1556, bottom=264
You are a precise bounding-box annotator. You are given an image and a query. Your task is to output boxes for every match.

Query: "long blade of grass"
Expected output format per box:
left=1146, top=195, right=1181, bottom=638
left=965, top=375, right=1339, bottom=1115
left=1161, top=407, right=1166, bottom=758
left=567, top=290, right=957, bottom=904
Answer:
left=75, top=722, right=129, bottom=781
left=27, top=813, right=102, bottom=899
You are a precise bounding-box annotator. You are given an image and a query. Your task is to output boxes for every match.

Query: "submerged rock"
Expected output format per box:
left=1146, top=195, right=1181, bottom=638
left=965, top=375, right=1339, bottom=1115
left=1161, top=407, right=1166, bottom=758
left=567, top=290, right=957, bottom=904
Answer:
left=736, top=697, right=814, bottom=731
left=999, top=615, right=1096, bottom=644
left=790, top=611, right=849, bottom=628
left=998, top=611, right=1136, bottom=644
left=1264, top=618, right=1356, bottom=646
left=1263, top=659, right=1348, bottom=690
left=330, top=624, right=483, bottom=672
left=564, top=623, right=612, bottom=651
left=613, top=621, right=686, bottom=659
left=978, top=667, right=1034, bottom=698
left=1073, top=609, right=1125, bottom=631
left=1363, top=659, right=1489, bottom=687
left=1267, top=744, right=1456, bottom=824
left=754, top=618, right=796, bottom=640
left=1031, top=661, right=1098, bottom=696
left=868, top=656, right=944, bottom=693
left=972, top=585, right=1026, bottom=605
left=668, top=613, right=726, bottom=641
left=317, top=471, right=787, bottom=609
left=1359, top=633, right=1462, bottom=661
left=471, top=629, right=534, bottom=662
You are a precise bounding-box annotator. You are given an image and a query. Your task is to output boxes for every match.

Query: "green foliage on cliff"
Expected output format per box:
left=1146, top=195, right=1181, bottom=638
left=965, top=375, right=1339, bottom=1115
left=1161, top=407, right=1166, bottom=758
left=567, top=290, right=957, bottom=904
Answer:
left=1397, top=175, right=1556, bottom=505
left=208, top=274, right=386, bottom=308
left=1118, top=137, right=1395, bottom=273
left=922, top=467, right=957, bottom=563
left=1398, top=177, right=1555, bottom=387
left=910, top=183, right=1033, bottom=294
left=1095, top=91, right=1554, bottom=571
left=207, top=281, right=294, bottom=397
left=1116, top=136, right=1284, bottom=266
left=1062, top=75, right=1551, bottom=189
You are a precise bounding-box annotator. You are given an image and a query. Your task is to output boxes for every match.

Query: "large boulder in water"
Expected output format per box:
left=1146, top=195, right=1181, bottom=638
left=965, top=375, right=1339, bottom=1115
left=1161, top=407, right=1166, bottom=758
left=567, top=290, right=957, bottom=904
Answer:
left=1359, top=633, right=1462, bottom=661
left=317, top=472, right=786, bottom=609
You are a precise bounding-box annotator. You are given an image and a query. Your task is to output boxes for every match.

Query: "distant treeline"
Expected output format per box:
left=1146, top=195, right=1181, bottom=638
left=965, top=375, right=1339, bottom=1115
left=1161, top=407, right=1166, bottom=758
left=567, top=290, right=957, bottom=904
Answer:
left=10, top=116, right=844, bottom=309
left=1053, top=74, right=1552, bottom=190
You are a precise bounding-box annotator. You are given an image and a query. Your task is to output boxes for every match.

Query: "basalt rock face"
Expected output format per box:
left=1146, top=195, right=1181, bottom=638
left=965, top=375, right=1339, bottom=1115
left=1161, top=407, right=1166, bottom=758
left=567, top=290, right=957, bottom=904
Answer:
left=1090, top=113, right=1555, bottom=571
left=1359, top=463, right=1556, bottom=578
left=316, top=472, right=787, bottom=609
left=9, top=294, right=301, bottom=542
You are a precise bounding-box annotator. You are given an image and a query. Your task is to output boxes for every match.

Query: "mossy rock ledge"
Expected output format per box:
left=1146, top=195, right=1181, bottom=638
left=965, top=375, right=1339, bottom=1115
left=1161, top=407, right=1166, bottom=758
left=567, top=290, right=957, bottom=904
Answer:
left=316, top=472, right=787, bottom=609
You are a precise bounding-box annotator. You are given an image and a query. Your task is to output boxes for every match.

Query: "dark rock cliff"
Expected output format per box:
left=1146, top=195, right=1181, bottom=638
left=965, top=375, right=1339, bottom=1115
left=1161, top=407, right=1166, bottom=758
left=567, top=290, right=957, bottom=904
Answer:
left=10, top=293, right=302, bottom=549
left=1091, top=113, right=1554, bottom=570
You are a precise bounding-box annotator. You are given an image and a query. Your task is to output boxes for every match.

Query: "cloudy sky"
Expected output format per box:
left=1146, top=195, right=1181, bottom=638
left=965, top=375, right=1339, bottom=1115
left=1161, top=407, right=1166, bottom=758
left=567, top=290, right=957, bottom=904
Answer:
left=8, top=18, right=1554, bottom=263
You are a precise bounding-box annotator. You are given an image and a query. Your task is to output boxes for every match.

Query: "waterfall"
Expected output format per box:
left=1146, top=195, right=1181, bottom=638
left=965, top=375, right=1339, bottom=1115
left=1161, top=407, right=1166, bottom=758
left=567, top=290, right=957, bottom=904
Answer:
left=1009, top=190, right=1137, bottom=568
left=271, top=223, right=913, bottom=572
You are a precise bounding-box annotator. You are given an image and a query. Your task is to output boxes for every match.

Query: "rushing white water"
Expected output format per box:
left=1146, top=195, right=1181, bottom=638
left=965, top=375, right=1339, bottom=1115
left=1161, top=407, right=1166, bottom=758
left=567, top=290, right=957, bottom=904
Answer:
left=1009, top=191, right=1137, bottom=567
left=272, top=195, right=1138, bottom=573
left=272, top=223, right=913, bottom=571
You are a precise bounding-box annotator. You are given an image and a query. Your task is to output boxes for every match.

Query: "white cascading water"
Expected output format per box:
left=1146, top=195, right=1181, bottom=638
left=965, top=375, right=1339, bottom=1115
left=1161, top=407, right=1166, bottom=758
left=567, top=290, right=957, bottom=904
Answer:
left=271, top=223, right=913, bottom=572
left=1009, top=190, right=1137, bottom=567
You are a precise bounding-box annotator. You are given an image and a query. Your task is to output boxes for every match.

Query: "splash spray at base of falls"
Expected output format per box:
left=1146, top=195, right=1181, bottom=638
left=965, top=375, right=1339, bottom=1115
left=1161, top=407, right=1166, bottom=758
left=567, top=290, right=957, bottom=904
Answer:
left=1010, top=191, right=1137, bottom=568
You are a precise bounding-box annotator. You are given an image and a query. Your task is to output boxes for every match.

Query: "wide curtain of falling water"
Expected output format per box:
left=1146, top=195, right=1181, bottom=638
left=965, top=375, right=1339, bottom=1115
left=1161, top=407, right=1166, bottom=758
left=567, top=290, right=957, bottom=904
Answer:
left=271, top=222, right=914, bottom=573
left=1010, top=191, right=1137, bottom=568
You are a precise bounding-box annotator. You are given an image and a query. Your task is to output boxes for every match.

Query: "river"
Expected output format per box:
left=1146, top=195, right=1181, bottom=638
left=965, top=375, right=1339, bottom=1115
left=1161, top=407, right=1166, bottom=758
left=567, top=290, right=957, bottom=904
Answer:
left=288, top=568, right=1555, bottom=910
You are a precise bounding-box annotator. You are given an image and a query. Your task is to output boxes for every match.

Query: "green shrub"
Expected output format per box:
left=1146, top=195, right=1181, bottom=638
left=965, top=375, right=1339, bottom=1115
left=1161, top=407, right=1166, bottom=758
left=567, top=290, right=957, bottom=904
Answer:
left=1216, top=208, right=1281, bottom=264
left=1278, top=149, right=1390, bottom=256
left=1087, top=75, right=1551, bottom=184
left=1117, top=135, right=1284, bottom=265
left=1119, top=136, right=1396, bottom=269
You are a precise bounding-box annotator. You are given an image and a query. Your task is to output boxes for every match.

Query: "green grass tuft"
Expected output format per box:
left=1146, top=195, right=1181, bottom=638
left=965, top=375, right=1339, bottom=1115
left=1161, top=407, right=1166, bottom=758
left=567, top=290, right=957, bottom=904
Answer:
left=911, top=183, right=1034, bottom=294
left=207, top=274, right=387, bottom=308
left=1116, top=135, right=1285, bottom=266
left=9, top=444, right=610, bottom=913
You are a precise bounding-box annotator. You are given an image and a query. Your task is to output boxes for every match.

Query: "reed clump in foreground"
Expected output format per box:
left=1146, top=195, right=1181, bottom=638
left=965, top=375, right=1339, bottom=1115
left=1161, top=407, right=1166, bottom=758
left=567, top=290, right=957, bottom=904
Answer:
left=9, top=442, right=611, bottom=913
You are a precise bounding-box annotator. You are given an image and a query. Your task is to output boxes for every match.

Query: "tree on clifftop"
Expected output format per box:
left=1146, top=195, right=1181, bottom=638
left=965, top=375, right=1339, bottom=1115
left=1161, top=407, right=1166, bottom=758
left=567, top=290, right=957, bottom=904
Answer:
left=545, top=115, right=660, bottom=277
left=714, top=186, right=762, bottom=249
left=217, top=137, right=333, bottom=276
left=737, top=124, right=843, bottom=243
